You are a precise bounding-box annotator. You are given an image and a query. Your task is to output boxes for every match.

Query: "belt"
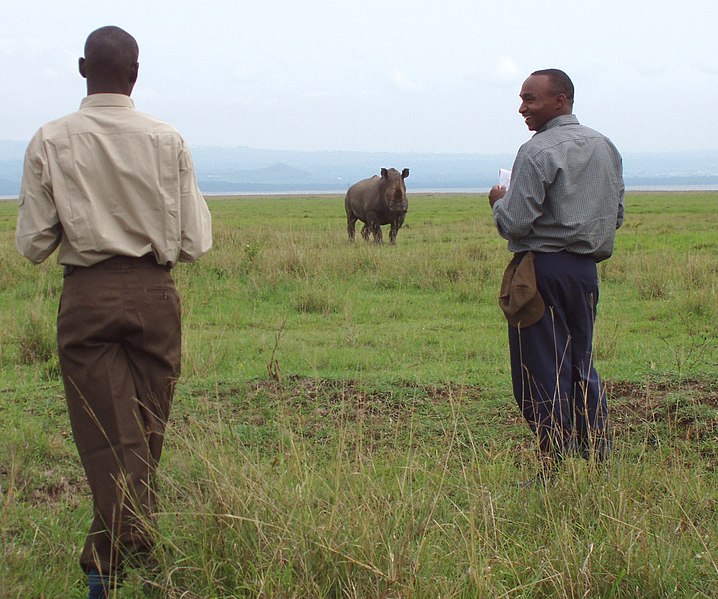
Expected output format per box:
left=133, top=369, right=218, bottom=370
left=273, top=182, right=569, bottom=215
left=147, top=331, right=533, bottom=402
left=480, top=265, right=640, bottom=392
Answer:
left=63, top=254, right=168, bottom=276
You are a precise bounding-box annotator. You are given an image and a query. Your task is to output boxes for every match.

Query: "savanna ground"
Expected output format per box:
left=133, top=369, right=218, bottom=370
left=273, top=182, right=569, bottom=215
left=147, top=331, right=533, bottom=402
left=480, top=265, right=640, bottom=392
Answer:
left=0, top=191, right=717, bottom=598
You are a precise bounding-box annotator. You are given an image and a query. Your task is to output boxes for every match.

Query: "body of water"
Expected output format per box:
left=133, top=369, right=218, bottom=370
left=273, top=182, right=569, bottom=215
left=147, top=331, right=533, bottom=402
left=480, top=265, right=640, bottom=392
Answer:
left=3, top=185, right=718, bottom=202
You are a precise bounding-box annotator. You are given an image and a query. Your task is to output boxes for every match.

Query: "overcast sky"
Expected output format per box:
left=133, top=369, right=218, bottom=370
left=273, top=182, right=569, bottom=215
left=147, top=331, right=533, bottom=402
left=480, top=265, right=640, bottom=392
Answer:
left=3, top=0, right=717, bottom=155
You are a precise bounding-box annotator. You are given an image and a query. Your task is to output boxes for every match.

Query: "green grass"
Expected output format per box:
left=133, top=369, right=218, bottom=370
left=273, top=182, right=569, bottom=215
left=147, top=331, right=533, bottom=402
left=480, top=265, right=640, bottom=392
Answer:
left=1, top=192, right=717, bottom=597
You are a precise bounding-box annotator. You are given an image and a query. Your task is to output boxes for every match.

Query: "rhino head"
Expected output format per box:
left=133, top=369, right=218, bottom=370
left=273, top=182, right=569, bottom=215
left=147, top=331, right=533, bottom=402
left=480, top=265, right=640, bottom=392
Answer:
left=381, top=167, right=409, bottom=213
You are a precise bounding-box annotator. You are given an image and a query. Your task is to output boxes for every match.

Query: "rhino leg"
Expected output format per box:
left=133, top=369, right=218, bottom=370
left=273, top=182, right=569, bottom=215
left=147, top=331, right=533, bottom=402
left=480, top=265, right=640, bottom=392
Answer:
left=372, top=222, right=383, bottom=243
left=389, top=225, right=398, bottom=245
left=360, top=223, right=370, bottom=241
left=347, top=215, right=358, bottom=241
left=389, top=214, right=405, bottom=245
left=364, top=212, right=383, bottom=243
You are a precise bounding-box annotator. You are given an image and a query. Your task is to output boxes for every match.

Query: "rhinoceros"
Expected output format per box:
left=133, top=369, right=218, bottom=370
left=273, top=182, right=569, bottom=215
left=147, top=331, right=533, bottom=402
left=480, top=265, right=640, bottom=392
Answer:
left=345, top=167, right=409, bottom=244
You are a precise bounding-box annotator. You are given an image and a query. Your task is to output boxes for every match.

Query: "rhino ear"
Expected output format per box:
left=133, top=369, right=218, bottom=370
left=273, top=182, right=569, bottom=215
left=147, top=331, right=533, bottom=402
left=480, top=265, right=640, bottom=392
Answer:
left=381, top=168, right=388, bottom=178
left=402, top=168, right=409, bottom=178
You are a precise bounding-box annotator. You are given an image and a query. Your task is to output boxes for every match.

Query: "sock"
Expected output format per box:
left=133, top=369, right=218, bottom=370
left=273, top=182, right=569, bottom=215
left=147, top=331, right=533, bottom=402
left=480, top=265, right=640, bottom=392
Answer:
left=87, top=568, right=116, bottom=599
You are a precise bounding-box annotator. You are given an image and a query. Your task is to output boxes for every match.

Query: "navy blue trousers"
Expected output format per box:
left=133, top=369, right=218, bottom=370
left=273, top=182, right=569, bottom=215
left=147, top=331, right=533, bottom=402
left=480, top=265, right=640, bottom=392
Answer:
left=508, top=251, right=609, bottom=459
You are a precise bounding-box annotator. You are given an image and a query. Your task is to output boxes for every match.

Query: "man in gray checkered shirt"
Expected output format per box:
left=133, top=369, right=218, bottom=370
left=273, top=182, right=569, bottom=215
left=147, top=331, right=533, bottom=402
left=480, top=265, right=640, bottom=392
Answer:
left=489, top=69, right=624, bottom=482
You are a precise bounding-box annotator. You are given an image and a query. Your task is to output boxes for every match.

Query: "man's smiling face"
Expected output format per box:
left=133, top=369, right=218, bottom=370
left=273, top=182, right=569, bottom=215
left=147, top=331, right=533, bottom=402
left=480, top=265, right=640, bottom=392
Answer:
left=518, top=74, right=564, bottom=132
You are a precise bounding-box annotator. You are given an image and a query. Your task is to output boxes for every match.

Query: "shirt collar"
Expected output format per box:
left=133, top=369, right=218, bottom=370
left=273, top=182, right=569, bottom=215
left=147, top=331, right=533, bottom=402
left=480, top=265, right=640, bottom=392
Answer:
left=537, top=113, right=579, bottom=134
left=79, top=93, right=135, bottom=110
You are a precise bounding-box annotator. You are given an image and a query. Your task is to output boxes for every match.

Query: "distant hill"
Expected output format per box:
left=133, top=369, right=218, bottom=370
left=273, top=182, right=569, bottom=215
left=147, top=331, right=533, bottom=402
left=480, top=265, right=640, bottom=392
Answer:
left=190, top=146, right=515, bottom=192
left=0, top=140, right=27, bottom=162
left=198, top=161, right=320, bottom=192
left=1, top=140, right=717, bottom=196
left=0, top=160, right=23, bottom=196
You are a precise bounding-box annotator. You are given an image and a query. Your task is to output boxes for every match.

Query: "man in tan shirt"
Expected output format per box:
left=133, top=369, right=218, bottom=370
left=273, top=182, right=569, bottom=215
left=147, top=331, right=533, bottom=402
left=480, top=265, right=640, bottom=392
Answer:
left=16, top=26, right=212, bottom=597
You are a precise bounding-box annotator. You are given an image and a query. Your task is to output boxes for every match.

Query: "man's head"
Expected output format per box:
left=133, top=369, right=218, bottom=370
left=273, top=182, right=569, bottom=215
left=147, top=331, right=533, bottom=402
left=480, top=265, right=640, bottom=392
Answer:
left=79, top=26, right=139, bottom=96
left=518, top=68, right=574, bottom=132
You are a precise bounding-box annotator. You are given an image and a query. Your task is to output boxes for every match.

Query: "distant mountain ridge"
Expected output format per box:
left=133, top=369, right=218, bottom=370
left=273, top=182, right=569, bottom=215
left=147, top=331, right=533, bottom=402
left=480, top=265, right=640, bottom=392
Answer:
left=1, top=140, right=717, bottom=196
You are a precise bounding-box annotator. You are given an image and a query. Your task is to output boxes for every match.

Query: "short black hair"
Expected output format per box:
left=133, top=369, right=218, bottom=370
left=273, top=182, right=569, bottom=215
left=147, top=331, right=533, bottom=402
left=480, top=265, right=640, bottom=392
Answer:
left=84, top=26, right=139, bottom=73
left=531, top=68, right=574, bottom=104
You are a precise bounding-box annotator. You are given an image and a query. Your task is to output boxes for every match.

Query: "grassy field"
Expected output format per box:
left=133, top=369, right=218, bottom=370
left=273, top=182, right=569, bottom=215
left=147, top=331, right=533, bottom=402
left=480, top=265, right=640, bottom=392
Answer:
left=1, top=191, right=717, bottom=597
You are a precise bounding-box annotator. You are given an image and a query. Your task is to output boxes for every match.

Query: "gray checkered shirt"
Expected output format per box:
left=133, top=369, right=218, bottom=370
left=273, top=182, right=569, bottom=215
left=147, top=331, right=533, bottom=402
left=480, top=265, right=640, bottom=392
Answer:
left=493, top=114, right=625, bottom=262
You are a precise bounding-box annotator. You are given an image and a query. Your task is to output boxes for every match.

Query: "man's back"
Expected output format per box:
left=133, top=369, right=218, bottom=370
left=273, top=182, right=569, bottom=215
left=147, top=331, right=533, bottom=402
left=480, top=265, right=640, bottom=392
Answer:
left=17, top=93, right=211, bottom=267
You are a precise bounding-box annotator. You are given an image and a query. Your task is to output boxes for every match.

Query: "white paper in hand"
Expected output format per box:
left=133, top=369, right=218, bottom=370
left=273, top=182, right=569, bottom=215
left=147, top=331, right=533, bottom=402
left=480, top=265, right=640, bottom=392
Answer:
left=499, top=168, right=512, bottom=189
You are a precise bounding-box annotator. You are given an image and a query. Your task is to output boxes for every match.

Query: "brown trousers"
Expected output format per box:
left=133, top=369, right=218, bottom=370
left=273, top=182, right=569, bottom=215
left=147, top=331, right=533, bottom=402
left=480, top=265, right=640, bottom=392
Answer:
left=57, top=255, right=181, bottom=576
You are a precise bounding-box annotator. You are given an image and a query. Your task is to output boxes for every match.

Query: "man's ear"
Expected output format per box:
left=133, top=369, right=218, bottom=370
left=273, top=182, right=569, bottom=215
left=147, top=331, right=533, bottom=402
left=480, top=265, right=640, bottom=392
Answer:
left=555, top=93, right=568, bottom=111
left=79, top=57, right=87, bottom=79
left=129, top=62, right=139, bottom=84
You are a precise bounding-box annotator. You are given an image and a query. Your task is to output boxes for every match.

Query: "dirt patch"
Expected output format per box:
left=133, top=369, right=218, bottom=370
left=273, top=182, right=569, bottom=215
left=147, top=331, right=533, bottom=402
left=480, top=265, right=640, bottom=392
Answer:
left=3, top=465, right=87, bottom=508
left=248, top=375, right=717, bottom=432
left=181, top=375, right=718, bottom=463
left=608, top=378, right=718, bottom=430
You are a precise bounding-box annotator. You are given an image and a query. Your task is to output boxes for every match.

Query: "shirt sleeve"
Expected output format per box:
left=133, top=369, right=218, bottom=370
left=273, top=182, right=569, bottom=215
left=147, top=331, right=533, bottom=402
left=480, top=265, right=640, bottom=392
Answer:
left=15, top=133, right=62, bottom=264
left=615, top=158, right=625, bottom=230
left=492, top=149, right=546, bottom=242
left=177, top=141, right=212, bottom=262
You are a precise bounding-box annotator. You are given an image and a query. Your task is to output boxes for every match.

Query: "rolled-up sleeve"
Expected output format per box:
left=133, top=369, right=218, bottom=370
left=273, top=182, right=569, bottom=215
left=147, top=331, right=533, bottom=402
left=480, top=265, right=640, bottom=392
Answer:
left=178, top=142, right=212, bottom=262
left=15, top=134, right=62, bottom=263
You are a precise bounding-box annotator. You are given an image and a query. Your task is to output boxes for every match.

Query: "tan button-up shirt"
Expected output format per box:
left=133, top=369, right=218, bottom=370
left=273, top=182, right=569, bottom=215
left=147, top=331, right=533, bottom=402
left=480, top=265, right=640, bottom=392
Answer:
left=16, top=93, right=212, bottom=267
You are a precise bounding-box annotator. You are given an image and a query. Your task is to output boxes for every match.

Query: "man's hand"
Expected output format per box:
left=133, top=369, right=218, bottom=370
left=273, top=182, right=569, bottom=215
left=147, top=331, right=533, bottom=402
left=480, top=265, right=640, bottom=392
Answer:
left=488, top=185, right=506, bottom=208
